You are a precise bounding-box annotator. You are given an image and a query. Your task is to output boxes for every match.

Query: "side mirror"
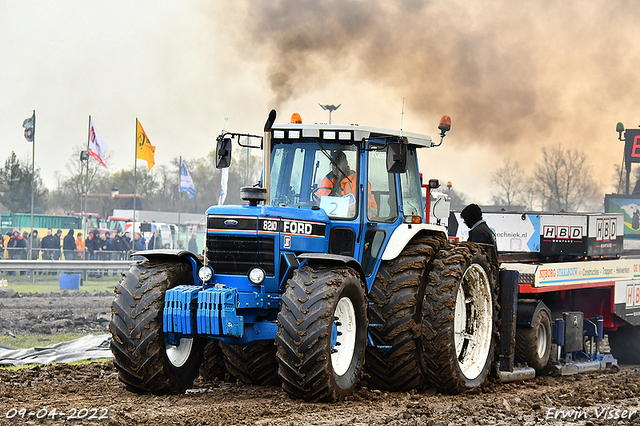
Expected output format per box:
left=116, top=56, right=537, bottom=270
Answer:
left=216, top=136, right=232, bottom=169
left=387, top=142, right=407, bottom=173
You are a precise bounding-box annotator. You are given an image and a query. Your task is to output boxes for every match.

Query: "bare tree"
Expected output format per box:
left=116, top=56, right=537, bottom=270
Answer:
left=491, top=159, right=524, bottom=208
left=533, top=144, right=598, bottom=212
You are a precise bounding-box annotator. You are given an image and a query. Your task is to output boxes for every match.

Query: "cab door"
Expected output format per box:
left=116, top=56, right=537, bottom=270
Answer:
left=359, top=143, right=402, bottom=287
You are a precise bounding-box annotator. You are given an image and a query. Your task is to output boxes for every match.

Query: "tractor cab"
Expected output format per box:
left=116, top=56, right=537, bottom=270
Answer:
left=263, top=121, right=436, bottom=280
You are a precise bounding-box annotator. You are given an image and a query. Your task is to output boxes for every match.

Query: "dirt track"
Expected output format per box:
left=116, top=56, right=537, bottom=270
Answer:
left=1, top=291, right=640, bottom=425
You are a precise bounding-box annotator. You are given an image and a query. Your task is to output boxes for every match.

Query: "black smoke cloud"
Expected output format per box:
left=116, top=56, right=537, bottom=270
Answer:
left=231, top=0, right=640, bottom=160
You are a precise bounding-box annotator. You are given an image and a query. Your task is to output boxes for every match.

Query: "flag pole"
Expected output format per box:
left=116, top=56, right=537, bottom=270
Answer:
left=84, top=115, right=91, bottom=244
left=29, top=110, right=36, bottom=278
left=133, top=118, right=138, bottom=251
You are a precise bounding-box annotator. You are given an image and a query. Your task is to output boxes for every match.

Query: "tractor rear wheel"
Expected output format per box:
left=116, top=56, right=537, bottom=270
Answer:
left=109, top=260, right=203, bottom=394
left=220, top=340, right=279, bottom=385
left=608, top=326, right=640, bottom=364
left=276, top=264, right=367, bottom=401
left=515, top=309, right=552, bottom=372
left=419, top=244, right=497, bottom=394
left=365, top=235, right=443, bottom=391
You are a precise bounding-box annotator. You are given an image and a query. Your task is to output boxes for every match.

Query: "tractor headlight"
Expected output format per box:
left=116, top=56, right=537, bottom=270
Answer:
left=248, top=267, right=265, bottom=285
left=198, top=265, right=214, bottom=283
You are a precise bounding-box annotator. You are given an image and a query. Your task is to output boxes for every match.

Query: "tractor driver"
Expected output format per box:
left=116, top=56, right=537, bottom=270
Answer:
left=314, top=150, right=377, bottom=217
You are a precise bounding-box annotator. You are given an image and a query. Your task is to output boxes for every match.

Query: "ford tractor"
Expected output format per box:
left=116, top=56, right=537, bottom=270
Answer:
left=109, top=110, right=499, bottom=401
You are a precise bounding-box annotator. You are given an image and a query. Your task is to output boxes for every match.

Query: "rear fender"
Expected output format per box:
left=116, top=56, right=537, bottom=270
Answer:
left=132, top=249, right=202, bottom=284
left=381, top=224, right=448, bottom=261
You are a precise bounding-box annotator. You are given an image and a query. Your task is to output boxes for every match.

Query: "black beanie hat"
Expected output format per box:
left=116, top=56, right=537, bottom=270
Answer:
left=461, top=203, right=482, bottom=227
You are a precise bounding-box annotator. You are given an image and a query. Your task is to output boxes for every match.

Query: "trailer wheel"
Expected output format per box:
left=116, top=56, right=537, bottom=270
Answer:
left=109, top=260, right=203, bottom=394
left=276, top=264, right=367, bottom=401
left=220, top=340, right=279, bottom=385
left=608, top=326, right=640, bottom=364
left=515, top=309, right=552, bottom=372
left=365, top=235, right=443, bottom=391
left=199, top=340, right=227, bottom=381
left=419, top=244, right=497, bottom=394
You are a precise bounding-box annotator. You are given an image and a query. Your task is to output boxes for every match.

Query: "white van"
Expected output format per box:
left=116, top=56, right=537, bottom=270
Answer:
left=124, top=222, right=179, bottom=249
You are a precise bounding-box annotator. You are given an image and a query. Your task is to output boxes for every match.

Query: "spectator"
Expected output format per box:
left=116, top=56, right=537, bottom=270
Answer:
left=188, top=234, right=198, bottom=255
left=4, top=231, right=12, bottom=259
left=63, top=229, right=77, bottom=260
left=105, top=231, right=113, bottom=248
left=8, top=230, right=24, bottom=259
left=111, top=231, right=127, bottom=259
left=52, top=229, right=63, bottom=260
left=7, top=230, right=24, bottom=275
left=85, top=232, right=97, bottom=260
left=20, top=231, right=29, bottom=259
left=30, top=229, right=41, bottom=260
left=75, top=232, right=84, bottom=259
left=177, top=239, right=184, bottom=250
left=98, top=233, right=110, bottom=259
left=40, top=228, right=56, bottom=260
left=133, top=232, right=144, bottom=251
left=148, top=229, right=162, bottom=250
left=123, top=231, right=132, bottom=247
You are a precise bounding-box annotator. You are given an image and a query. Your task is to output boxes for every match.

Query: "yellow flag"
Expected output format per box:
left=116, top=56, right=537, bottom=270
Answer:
left=136, top=119, right=156, bottom=170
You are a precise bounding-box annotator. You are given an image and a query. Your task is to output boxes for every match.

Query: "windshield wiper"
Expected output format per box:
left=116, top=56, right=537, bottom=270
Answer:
left=313, top=139, right=353, bottom=183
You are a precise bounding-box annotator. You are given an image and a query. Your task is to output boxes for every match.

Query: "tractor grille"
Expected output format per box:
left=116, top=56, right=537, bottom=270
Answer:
left=207, top=235, right=275, bottom=276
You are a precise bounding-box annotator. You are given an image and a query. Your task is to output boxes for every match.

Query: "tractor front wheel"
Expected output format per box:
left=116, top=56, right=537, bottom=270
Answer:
left=109, top=260, right=203, bottom=394
left=276, top=264, right=367, bottom=401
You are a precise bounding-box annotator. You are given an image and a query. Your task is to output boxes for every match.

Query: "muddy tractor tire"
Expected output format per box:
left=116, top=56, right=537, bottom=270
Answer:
left=199, top=340, right=228, bottom=381
left=419, top=243, right=497, bottom=394
left=608, top=326, right=640, bottom=364
left=220, top=340, right=279, bottom=385
left=109, top=260, right=203, bottom=394
left=276, top=264, right=367, bottom=402
left=515, top=309, right=552, bottom=372
left=365, top=235, right=443, bottom=391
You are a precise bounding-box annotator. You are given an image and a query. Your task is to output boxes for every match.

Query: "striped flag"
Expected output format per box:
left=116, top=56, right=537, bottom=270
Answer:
left=88, top=118, right=108, bottom=168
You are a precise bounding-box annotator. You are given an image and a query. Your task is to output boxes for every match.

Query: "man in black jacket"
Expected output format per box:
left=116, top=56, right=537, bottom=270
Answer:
left=461, top=204, right=496, bottom=247
left=40, top=228, right=57, bottom=260
left=63, top=229, right=76, bottom=260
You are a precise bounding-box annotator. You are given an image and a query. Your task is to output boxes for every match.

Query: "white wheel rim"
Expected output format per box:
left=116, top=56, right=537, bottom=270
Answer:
left=331, top=296, right=357, bottom=376
left=453, top=264, right=493, bottom=380
left=537, top=322, right=548, bottom=357
left=165, top=337, right=193, bottom=368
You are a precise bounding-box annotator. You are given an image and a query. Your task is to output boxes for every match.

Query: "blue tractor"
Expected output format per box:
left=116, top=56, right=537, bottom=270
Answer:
left=109, top=111, right=498, bottom=401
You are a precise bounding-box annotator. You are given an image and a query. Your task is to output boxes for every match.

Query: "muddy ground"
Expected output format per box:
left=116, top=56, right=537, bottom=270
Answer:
left=1, top=291, right=640, bottom=425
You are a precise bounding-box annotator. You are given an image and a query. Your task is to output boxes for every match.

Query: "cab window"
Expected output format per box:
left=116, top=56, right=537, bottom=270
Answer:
left=400, top=149, right=424, bottom=220
left=367, top=147, right=398, bottom=222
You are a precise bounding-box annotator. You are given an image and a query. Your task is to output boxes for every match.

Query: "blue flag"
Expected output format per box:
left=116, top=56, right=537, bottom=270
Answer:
left=180, top=160, right=196, bottom=198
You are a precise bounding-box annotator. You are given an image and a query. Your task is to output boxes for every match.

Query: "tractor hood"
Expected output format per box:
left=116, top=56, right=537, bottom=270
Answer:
left=205, top=204, right=331, bottom=256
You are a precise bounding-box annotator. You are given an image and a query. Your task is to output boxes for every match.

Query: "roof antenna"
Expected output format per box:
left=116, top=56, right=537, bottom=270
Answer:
left=400, top=98, right=405, bottom=138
